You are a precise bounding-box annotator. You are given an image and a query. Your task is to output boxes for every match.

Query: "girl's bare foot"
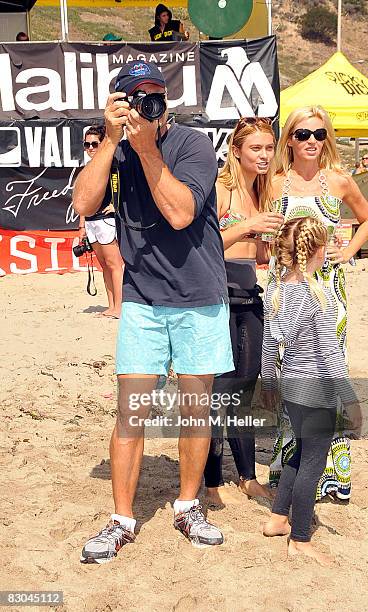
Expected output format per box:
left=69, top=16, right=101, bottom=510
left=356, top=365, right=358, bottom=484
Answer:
left=288, top=539, right=335, bottom=567
left=263, top=513, right=291, bottom=537
left=205, top=485, right=242, bottom=506
left=239, top=478, right=275, bottom=500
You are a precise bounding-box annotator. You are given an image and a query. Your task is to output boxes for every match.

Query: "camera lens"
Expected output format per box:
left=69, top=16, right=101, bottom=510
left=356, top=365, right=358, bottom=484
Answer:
left=73, top=244, right=85, bottom=258
left=138, top=94, right=166, bottom=121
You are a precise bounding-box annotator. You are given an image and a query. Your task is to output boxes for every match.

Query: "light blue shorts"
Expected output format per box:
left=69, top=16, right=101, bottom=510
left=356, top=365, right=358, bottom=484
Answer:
left=116, top=301, right=234, bottom=376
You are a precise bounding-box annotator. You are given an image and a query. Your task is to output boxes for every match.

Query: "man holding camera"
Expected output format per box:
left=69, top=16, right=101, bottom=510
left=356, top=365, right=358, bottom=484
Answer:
left=73, top=61, right=233, bottom=564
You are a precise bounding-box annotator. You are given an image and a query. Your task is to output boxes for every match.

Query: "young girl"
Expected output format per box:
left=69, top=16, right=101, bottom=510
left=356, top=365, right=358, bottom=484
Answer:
left=262, top=216, right=361, bottom=566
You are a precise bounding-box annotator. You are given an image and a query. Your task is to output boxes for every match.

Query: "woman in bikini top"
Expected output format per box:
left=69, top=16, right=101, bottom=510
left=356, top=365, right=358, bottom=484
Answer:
left=204, top=117, right=283, bottom=505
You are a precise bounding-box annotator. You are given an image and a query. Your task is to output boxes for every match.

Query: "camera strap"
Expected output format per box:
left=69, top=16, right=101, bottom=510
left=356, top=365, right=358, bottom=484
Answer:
left=86, top=253, right=97, bottom=296
left=110, top=154, right=162, bottom=231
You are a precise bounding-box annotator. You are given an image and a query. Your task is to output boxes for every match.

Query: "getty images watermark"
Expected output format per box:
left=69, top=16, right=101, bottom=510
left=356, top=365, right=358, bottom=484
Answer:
left=119, top=388, right=269, bottom=437
left=115, top=377, right=367, bottom=439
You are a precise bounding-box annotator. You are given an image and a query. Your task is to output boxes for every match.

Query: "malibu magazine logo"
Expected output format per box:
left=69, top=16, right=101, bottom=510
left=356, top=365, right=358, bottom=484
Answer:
left=205, top=47, right=278, bottom=120
left=0, top=47, right=198, bottom=116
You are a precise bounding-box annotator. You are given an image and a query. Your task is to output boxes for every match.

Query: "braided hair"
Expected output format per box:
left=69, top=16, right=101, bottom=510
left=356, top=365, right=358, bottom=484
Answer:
left=271, top=216, right=328, bottom=316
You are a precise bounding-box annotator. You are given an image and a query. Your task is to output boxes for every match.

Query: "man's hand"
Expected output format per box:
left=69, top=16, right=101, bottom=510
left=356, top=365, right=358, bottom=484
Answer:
left=125, top=109, right=159, bottom=156
left=79, top=226, right=87, bottom=241
left=104, top=92, right=130, bottom=147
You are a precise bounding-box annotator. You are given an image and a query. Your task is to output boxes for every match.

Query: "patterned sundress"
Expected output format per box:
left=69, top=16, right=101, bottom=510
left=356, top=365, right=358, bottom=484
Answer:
left=268, top=172, right=351, bottom=501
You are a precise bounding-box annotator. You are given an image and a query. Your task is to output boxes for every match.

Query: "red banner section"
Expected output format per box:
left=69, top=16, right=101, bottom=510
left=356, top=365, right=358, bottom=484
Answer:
left=0, top=229, right=102, bottom=276
left=0, top=224, right=355, bottom=276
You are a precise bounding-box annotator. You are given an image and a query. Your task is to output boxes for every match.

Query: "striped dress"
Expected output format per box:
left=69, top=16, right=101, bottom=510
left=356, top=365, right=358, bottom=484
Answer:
left=268, top=172, right=352, bottom=500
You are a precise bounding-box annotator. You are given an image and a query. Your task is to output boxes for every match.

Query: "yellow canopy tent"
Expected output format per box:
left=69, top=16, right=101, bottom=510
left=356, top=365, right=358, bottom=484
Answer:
left=280, top=52, right=368, bottom=137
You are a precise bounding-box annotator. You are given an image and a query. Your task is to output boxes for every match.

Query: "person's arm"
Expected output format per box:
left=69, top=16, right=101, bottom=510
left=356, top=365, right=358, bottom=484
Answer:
left=219, top=214, right=283, bottom=250
left=79, top=215, right=86, bottom=240
left=216, top=180, right=283, bottom=250
left=340, top=175, right=368, bottom=261
left=126, top=110, right=216, bottom=230
left=73, top=93, right=129, bottom=217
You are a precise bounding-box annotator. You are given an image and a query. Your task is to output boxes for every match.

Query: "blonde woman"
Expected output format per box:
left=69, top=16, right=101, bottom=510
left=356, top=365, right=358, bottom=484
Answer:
left=204, top=117, right=283, bottom=504
left=262, top=217, right=361, bottom=566
left=268, top=105, right=368, bottom=500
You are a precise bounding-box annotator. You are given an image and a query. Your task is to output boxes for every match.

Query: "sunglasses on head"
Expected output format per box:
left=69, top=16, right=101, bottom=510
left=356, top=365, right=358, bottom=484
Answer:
left=291, top=128, right=327, bottom=142
left=236, top=116, right=273, bottom=130
left=83, top=140, right=100, bottom=149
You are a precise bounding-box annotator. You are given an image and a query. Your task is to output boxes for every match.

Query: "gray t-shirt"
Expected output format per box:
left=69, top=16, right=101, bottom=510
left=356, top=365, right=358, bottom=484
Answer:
left=108, top=123, right=228, bottom=307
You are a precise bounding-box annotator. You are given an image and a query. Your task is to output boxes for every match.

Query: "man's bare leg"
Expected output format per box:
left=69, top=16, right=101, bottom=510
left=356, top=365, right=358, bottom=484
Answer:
left=177, top=374, right=213, bottom=501
left=81, top=374, right=158, bottom=563
left=173, top=374, right=223, bottom=546
left=110, top=374, right=158, bottom=517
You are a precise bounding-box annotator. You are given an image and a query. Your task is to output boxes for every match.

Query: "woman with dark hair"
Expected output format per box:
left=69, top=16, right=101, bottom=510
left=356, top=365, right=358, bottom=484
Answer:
left=204, top=117, right=283, bottom=505
left=149, top=4, right=189, bottom=41
left=78, top=125, right=123, bottom=319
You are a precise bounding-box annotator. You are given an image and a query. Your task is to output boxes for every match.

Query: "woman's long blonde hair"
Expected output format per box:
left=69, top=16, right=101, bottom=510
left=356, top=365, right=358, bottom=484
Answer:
left=219, top=117, right=276, bottom=212
left=271, top=216, right=328, bottom=315
left=275, top=105, right=344, bottom=176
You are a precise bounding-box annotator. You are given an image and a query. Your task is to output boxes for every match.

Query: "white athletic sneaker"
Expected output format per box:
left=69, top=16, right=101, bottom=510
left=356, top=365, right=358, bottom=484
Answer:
left=80, top=520, right=135, bottom=564
left=174, top=504, right=224, bottom=547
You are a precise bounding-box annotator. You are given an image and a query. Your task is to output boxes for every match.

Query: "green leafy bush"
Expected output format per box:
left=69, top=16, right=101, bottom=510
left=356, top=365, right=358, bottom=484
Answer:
left=300, top=7, right=338, bottom=44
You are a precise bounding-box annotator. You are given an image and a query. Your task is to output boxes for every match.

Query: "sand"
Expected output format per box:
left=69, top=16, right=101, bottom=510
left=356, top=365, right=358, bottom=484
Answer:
left=1, top=262, right=368, bottom=612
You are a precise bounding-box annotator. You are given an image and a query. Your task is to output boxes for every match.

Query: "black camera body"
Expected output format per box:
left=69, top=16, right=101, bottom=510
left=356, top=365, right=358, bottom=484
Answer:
left=121, top=90, right=166, bottom=122
left=73, top=237, right=93, bottom=258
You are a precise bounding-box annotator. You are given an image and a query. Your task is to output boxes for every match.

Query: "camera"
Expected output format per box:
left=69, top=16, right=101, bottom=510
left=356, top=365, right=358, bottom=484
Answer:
left=122, top=90, right=166, bottom=122
left=73, top=237, right=93, bottom=258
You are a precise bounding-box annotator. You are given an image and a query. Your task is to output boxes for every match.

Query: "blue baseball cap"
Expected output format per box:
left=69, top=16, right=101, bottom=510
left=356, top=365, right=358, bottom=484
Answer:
left=114, top=61, right=166, bottom=95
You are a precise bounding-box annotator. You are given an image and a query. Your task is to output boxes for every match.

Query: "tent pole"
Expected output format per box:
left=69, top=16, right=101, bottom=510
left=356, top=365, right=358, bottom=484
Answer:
left=60, top=0, right=66, bottom=40
left=60, top=0, right=69, bottom=41
left=355, top=138, right=360, bottom=164
left=337, top=0, right=342, bottom=52
left=267, top=0, right=272, bottom=36
left=63, top=0, right=69, bottom=41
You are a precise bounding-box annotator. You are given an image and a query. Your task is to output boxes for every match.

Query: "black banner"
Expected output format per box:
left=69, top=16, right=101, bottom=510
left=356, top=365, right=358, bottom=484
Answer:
left=0, top=41, right=201, bottom=120
left=0, top=166, right=80, bottom=231
left=200, top=37, right=279, bottom=123
left=0, top=39, right=279, bottom=231
left=0, top=119, right=91, bottom=230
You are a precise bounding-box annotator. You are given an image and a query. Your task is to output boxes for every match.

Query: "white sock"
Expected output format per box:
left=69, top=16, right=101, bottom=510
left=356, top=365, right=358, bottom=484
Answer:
left=173, top=498, right=199, bottom=515
left=111, top=513, right=136, bottom=533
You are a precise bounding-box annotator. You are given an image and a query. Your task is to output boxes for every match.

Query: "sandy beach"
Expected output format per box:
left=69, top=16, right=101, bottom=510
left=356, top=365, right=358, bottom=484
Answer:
left=1, top=262, right=368, bottom=612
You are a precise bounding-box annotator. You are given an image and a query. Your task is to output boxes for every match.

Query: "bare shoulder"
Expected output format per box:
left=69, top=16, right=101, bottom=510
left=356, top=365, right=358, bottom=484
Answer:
left=271, top=173, right=286, bottom=199
left=324, top=169, right=350, bottom=199
left=216, top=180, right=231, bottom=201
left=216, top=180, right=231, bottom=215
